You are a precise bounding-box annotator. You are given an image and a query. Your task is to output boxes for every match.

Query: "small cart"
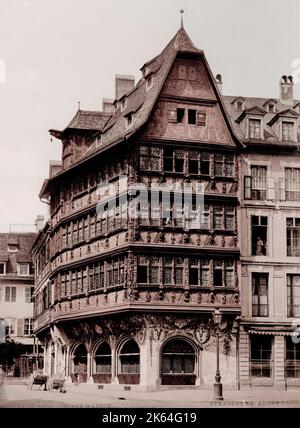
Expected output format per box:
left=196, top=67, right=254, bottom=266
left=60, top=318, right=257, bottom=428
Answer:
left=47, top=374, right=67, bottom=393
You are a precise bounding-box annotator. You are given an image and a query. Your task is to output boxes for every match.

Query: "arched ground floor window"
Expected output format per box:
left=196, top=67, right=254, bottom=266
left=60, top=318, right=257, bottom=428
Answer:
left=72, top=343, right=87, bottom=383
left=118, top=339, right=140, bottom=384
left=161, top=338, right=196, bottom=385
left=92, top=342, right=112, bottom=383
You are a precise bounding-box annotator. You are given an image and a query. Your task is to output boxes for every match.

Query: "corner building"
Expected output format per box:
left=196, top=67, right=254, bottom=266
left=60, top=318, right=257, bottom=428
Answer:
left=33, top=28, right=241, bottom=389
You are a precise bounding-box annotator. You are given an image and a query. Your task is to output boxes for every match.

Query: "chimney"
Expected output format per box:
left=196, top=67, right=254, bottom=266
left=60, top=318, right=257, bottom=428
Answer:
left=115, top=74, right=135, bottom=100
left=280, top=75, right=294, bottom=105
left=102, top=98, right=114, bottom=113
left=215, top=74, right=222, bottom=94
left=35, top=215, right=45, bottom=232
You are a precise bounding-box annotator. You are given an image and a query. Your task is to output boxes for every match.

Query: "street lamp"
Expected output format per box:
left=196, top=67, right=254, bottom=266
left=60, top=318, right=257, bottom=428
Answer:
left=213, top=308, right=223, bottom=401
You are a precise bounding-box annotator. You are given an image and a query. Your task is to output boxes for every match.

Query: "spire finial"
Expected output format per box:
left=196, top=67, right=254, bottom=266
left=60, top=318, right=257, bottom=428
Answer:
left=180, top=9, right=184, bottom=28
left=78, top=101, right=81, bottom=110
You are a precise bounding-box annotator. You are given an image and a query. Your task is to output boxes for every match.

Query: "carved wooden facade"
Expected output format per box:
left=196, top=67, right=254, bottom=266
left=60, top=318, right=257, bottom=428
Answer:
left=33, top=27, right=241, bottom=388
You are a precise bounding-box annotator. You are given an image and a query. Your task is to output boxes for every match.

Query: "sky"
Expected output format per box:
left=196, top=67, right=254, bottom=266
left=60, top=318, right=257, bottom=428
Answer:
left=0, top=0, right=299, bottom=232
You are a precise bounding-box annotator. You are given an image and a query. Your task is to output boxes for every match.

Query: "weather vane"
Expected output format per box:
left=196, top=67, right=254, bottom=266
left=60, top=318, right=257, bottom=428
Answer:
left=180, top=9, right=184, bottom=28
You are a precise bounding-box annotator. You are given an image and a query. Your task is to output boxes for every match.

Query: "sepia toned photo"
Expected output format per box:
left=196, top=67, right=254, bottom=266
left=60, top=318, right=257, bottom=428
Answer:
left=1, top=0, right=300, bottom=415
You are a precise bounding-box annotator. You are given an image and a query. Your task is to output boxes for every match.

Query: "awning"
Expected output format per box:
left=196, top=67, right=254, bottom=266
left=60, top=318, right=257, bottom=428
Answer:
left=248, top=328, right=296, bottom=336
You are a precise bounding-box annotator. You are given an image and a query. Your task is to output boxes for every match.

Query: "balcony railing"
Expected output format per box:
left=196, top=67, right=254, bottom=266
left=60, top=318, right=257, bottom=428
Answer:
left=287, top=246, right=300, bottom=257
left=34, top=309, right=51, bottom=332
left=244, top=177, right=300, bottom=203
left=33, top=287, right=240, bottom=330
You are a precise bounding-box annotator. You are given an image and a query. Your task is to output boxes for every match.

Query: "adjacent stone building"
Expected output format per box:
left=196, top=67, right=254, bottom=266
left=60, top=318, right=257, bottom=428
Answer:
left=0, top=228, right=42, bottom=376
left=223, top=79, right=300, bottom=388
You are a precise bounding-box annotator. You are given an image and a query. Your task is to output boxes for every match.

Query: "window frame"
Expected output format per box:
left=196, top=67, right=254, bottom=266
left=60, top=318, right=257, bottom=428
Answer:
left=5, top=286, right=16, bottom=303
left=25, top=286, right=34, bottom=303
left=286, top=218, right=300, bottom=257
left=0, top=262, right=6, bottom=275
left=248, top=118, right=262, bottom=140
left=18, top=263, right=30, bottom=276
left=251, top=272, right=269, bottom=317
left=287, top=274, right=300, bottom=317
left=281, top=120, right=295, bottom=142
left=24, top=318, right=33, bottom=336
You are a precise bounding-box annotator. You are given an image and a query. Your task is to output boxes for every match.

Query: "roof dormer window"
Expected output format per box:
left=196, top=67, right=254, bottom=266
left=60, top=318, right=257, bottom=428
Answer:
left=95, top=135, right=102, bottom=148
left=18, top=263, right=29, bottom=276
left=146, top=75, right=153, bottom=91
left=120, top=98, right=127, bottom=112
left=8, top=244, right=18, bottom=252
left=263, top=99, right=277, bottom=114
left=232, top=97, right=246, bottom=111
left=248, top=118, right=262, bottom=140
left=294, top=103, right=300, bottom=114
left=282, top=121, right=294, bottom=142
left=127, top=114, right=133, bottom=127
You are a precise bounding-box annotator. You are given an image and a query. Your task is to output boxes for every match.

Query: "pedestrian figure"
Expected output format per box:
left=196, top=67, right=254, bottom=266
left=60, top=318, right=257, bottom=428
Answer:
left=256, top=237, right=264, bottom=255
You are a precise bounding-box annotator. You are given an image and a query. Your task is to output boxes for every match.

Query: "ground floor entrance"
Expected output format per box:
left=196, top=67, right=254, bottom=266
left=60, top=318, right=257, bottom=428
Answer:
left=71, top=343, right=88, bottom=383
left=161, top=338, right=196, bottom=385
left=239, top=327, right=300, bottom=388
left=39, top=313, right=238, bottom=389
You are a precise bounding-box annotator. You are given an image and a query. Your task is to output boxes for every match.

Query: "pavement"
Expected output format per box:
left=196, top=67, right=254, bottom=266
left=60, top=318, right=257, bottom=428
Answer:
left=1, top=378, right=300, bottom=408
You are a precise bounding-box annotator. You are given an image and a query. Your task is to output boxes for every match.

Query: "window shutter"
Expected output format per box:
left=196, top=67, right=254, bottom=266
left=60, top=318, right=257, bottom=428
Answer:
left=17, top=318, right=24, bottom=337
left=188, top=66, right=196, bottom=80
left=5, top=287, right=10, bottom=302
left=12, top=287, right=16, bottom=302
left=244, top=176, right=252, bottom=199
left=178, top=65, right=187, bottom=80
left=167, top=110, right=177, bottom=123
left=267, top=177, right=275, bottom=200
left=196, top=111, right=206, bottom=126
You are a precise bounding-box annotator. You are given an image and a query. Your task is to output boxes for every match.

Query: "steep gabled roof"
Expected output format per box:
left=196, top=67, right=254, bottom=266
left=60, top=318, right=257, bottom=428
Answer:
left=68, top=110, right=112, bottom=130
left=0, top=233, right=36, bottom=265
left=49, top=110, right=112, bottom=140
left=235, top=106, right=267, bottom=123
left=100, top=27, right=202, bottom=146
left=42, top=27, right=241, bottom=197
left=267, top=108, right=299, bottom=126
left=99, top=27, right=238, bottom=150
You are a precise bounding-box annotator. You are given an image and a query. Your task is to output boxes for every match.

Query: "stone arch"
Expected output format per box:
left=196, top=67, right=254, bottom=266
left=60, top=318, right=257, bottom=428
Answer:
left=70, top=342, right=87, bottom=383
left=160, top=336, right=198, bottom=385
left=117, top=338, right=140, bottom=385
left=91, top=341, right=112, bottom=384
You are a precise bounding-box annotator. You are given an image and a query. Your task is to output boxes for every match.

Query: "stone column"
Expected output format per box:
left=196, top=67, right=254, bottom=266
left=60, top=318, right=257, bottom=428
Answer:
left=274, top=335, right=285, bottom=389
left=140, top=331, right=160, bottom=390
left=87, top=353, right=93, bottom=383
left=54, top=341, right=58, bottom=375
left=66, top=346, right=72, bottom=384
left=239, top=328, right=250, bottom=387
left=111, top=343, right=118, bottom=384
left=195, top=349, right=203, bottom=386
left=43, top=342, right=47, bottom=374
